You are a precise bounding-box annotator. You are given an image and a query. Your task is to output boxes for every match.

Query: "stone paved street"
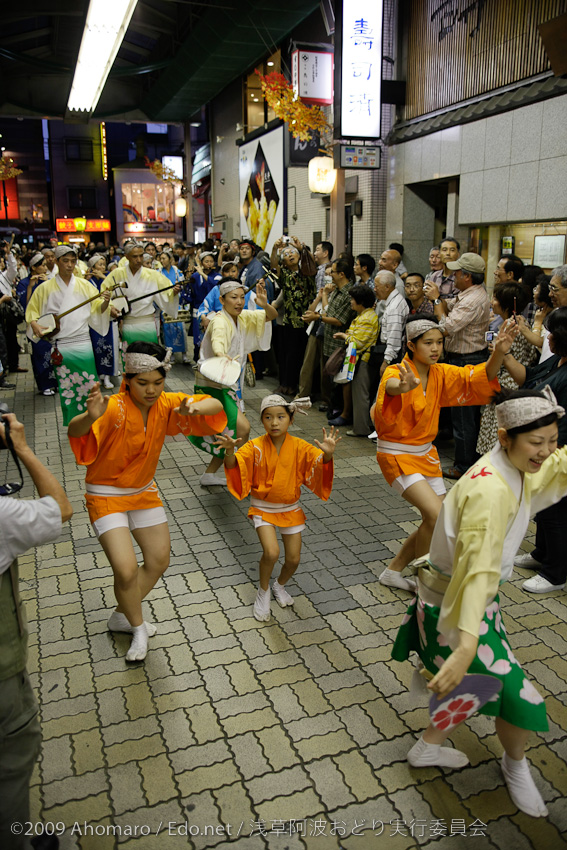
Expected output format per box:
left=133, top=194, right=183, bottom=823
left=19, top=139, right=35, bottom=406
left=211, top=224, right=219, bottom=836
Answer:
left=2, top=361, right=567, bottom=850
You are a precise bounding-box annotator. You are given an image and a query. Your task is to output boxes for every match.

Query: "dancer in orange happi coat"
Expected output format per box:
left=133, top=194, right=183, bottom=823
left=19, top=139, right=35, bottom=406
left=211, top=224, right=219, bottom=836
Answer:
left=372, top=314, right=516, bottom=592
left=68, top=341, right=227, bottom=662
left=214, top=394, right=340, bottom=622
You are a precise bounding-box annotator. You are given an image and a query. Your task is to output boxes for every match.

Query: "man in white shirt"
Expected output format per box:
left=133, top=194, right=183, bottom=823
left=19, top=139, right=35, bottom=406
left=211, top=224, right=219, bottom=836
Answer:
left=0, top=411, right=72, bottom=850
left=375, top=270, right=409, bottom=377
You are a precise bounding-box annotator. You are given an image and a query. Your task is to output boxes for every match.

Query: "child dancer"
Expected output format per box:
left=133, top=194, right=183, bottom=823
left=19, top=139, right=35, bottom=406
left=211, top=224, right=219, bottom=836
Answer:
left=68, top=342, right=226, bottom=662
left=392, top=386, right=567, bottom=818
left=373, top=314, right=514, bottom=591
left=214, top=394, right=340, bottom=621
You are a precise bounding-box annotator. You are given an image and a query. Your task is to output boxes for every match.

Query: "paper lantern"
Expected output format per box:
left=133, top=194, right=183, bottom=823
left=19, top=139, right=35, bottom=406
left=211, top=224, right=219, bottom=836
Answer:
left=175, top=197, right=187, bottom=217
left=73, top=217, right=87, bottom=231
left=308, top=157, right=337, bottom=194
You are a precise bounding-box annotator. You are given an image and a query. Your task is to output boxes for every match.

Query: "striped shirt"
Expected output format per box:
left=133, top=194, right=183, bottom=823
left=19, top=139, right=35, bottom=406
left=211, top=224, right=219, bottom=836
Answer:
left=440, top=284, right=490, bottom=354
left=380, top=289, right=409, bottom=363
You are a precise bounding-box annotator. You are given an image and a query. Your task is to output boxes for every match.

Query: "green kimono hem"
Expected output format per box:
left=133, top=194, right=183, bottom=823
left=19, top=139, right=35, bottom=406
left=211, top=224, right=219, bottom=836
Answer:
left=188, top=383, right=239, bottom=458
left=392, top=593, right=548, bottom=733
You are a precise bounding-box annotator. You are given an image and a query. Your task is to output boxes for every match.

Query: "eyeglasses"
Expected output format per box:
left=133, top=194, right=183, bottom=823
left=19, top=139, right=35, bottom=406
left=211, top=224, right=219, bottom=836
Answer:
left=549, top=284, right=562, bottom=293
left=405, top=283, right=423, bottom=290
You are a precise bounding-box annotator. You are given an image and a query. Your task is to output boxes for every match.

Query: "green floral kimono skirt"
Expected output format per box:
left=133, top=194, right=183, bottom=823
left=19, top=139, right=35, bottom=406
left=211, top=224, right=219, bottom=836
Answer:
left=392, top=592, right=548, bottom=732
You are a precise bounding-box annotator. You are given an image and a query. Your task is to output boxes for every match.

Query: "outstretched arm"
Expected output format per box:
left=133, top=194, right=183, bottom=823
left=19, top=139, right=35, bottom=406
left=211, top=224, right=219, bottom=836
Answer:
left=1, top=414, right=72, bottom=522
left=385, top=361, right=421, bottom=396
left=174, top=396, right=223, bottom=417
left=485, top=320, right=519, bottom=381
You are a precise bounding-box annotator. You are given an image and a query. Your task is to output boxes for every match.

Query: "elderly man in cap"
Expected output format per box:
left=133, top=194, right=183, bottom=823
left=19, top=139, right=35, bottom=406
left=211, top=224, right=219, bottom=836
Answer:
left=103, top=241, right=182, bottom=346
left=424, top=252, right=491, bottom=478
left=25, top=245, right=113, bottom=424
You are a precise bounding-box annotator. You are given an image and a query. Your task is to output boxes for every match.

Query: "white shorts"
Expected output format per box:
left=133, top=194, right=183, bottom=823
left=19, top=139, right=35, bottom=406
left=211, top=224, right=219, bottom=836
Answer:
left=391, top=472, right=446, bottom=497
left=92, top=506, right=168, bottom=539
left=252, top=516, right=305, bottom=535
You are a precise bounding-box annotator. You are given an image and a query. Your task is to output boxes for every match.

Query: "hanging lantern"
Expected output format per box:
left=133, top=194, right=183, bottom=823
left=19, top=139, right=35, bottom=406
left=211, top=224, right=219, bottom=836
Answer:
left=175, top=197, right=187, bottom=217
left=73, top=217, right=87, bottom=231
left=308, top=157, right=337, bottom=194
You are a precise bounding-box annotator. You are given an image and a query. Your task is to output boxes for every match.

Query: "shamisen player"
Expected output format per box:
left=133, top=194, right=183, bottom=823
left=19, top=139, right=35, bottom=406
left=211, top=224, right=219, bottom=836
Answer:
left=67, top=342, right=227, bottom=662
left=392, top=386, right=567, bottom=818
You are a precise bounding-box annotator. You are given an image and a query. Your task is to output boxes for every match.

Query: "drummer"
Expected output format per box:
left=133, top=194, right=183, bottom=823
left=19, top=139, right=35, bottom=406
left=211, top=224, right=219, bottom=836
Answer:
left=190, top=279, right=277, bottom=486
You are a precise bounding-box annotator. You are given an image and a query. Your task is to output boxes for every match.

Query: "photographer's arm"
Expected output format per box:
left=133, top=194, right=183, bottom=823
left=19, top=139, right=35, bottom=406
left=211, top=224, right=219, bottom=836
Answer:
left=0, top=414, right=72, bottom=522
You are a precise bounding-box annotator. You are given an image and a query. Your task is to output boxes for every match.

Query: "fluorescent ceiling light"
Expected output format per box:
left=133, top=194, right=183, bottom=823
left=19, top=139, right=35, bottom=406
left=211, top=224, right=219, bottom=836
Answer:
left=67, top=0, right=139, bottom=113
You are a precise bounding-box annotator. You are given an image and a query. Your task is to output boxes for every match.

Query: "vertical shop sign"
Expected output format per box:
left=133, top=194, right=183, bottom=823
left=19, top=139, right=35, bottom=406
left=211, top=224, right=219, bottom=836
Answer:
left=335, top=0, right=383, bottom=139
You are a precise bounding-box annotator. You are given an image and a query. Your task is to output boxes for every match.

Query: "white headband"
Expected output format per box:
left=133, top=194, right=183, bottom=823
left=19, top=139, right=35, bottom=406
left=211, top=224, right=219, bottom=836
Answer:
left=406, top=319, right=440, bottom=340
left=260, top=395, right=311, bottom=415
left=54, top=245, right=77, bottom=259
left=124, top=348, right=173, bottom=375
left=496, top=385, right=565, bottom=431
left=30, top=252, right=45, bottom=268
left=220, top=281, right=245, bottom=297
left=88, top=254, right=105, bottom=268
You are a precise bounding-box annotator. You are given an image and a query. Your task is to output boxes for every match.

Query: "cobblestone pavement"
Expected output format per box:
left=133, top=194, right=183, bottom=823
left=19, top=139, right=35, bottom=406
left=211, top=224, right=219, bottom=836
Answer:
left=2, top=359, right=567, bottom=850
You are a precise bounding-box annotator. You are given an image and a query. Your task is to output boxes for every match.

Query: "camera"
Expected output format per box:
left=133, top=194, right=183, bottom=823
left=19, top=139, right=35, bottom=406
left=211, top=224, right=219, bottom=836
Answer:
left=0, top=401, right=11, bottom=450
left=281, top=235, right=291, bottom=244
left=485, top=331, right=495, bottom=343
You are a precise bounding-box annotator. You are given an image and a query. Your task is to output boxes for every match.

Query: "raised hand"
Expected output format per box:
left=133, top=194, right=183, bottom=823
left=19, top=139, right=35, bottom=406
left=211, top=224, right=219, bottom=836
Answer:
left=396, top=361, right=420, bottom=393
left=314, top=426, right=342, bottom=457
left=85, top=382, right=109, bottom=421
left=212, top=432, right=242, bottom=453
left=494, top=319, right=519, bottom=353
left=255, top=279, right=268, bottom=308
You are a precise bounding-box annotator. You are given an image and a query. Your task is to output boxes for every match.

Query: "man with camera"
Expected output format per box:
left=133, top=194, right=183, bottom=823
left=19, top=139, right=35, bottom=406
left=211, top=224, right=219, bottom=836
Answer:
left=0, top=409, right=72, bottom=850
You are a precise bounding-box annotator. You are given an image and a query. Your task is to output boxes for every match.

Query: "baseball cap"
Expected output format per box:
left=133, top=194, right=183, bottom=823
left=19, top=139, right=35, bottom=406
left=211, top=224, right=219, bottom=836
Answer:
left=446, top=253, right=485, bottom=274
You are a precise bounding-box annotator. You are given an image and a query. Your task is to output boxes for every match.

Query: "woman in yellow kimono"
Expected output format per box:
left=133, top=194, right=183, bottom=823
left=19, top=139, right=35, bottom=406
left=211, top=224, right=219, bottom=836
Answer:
left=214, top=394, right=340, bottom=622
left=392, top=386, right=567, bottom=818
left=68, top=342, right=226, bottom=662
left=191, top=279, right=277, bottom=486
left=373, top=315, right=514, bottom=591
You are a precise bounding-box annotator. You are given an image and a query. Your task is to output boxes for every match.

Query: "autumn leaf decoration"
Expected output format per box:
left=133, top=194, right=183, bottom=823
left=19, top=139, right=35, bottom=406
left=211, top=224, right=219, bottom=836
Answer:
left=255, top=70, right=330, bottom=141
left=144, top=156, right=183, bottom=185
left=0, top=157, right=22, bottom=181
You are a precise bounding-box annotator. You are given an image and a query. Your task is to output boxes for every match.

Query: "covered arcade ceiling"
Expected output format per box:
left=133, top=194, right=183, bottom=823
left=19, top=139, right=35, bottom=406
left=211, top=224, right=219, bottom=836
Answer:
left=0, top=0, right=319, bottom=123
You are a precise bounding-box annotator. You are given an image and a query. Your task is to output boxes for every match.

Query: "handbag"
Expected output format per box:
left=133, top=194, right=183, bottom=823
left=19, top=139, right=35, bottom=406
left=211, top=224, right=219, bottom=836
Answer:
left=334, top=341, right=358, bottom=384
left=1, top=297, right=24, bottom=325
left=244, top=354, right=256, bottom=387
left=299, top=246, right=317, bottom=278
left=323, top=344, right=346, bottom=377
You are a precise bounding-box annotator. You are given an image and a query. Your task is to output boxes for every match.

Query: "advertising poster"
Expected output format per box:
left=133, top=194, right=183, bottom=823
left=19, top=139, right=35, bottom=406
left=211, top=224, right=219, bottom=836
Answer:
left=239, top=125, right=284, bottom=253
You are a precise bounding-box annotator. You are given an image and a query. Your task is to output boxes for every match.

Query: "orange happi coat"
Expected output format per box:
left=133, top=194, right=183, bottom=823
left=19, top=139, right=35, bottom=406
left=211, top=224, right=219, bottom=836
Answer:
left=225, top=433, right=334, bottom=527
left=374, top=355, right=500, bottom=485
left=69, top=391, right=227, bottom=523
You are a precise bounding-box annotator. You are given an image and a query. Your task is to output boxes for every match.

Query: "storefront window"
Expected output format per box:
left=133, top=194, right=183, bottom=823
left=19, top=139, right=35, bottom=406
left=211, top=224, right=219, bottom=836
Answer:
left=245, top=50, right=281, bottom=134
left=121, top=183, right=174, bottom=223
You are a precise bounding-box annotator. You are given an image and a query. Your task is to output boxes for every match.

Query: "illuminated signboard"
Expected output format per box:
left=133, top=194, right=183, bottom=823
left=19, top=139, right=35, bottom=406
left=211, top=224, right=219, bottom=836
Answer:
left=56, top=219, right=111, bottom=232
left=291, top=50, right=333, bottom=105
left=100, top=122, right=108, bottom=181
left=335, top=0, right=383, bottom=140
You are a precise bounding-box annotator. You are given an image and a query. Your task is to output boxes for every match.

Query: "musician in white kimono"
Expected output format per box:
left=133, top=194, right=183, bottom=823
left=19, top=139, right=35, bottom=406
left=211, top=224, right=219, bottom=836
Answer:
left=102, top=242, right=182, bottom=346
left=25, top=245, right=112, bottom=425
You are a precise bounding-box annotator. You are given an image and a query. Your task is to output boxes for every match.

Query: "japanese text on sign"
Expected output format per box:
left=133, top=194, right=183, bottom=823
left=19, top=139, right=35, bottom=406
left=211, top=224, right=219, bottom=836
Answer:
left=340, top=1, right=383, bottom=139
